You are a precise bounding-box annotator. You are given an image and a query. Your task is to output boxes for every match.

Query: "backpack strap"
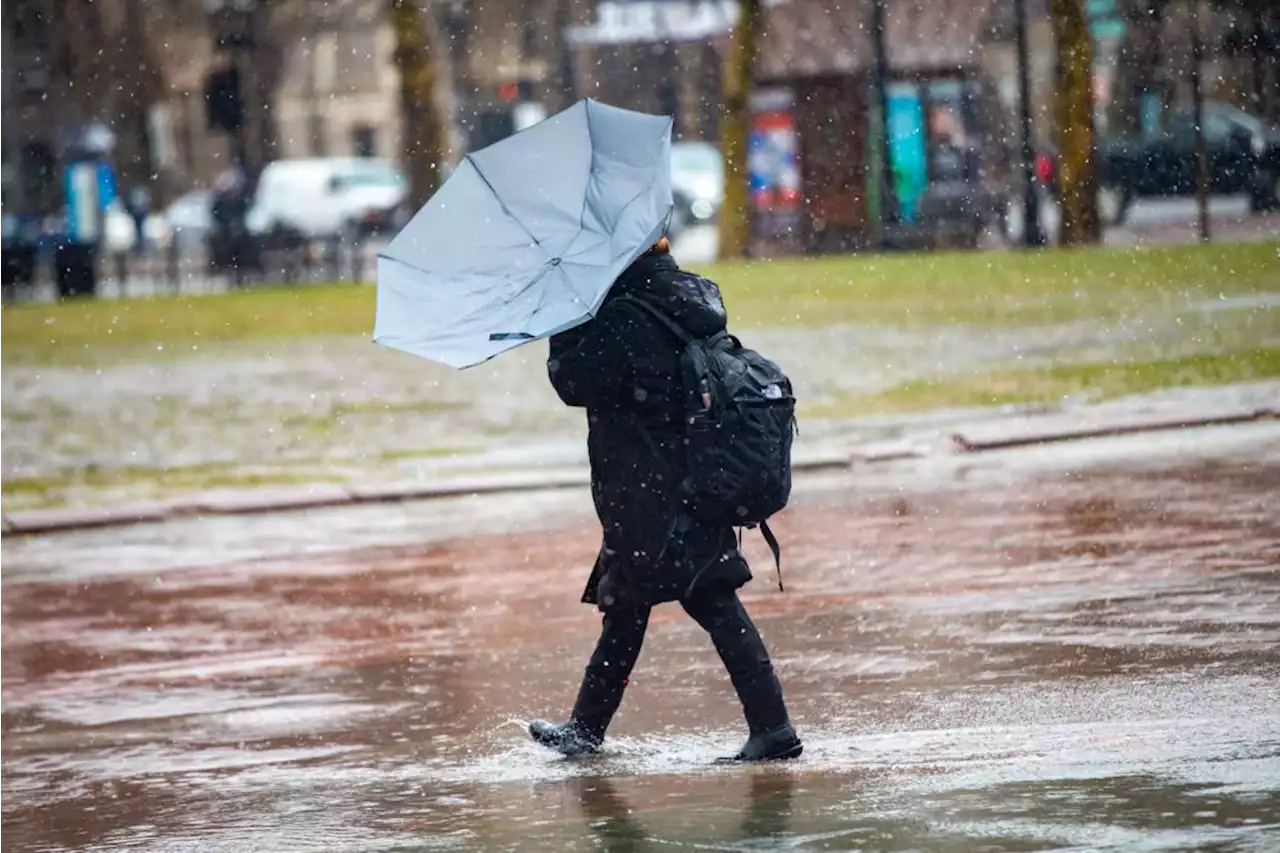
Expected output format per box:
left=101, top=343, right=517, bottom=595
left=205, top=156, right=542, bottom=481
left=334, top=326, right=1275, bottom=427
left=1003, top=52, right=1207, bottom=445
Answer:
left=760, top=520, right=784, bottom=592
left=623, top=294, right=788, bottom=593
left=618, top=296, right=694, bottom=344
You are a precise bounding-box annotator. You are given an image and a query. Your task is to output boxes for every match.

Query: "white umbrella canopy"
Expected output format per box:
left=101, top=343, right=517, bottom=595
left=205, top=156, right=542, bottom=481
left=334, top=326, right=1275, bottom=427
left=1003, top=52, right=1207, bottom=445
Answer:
left=374, top=99, right=674, bottom=368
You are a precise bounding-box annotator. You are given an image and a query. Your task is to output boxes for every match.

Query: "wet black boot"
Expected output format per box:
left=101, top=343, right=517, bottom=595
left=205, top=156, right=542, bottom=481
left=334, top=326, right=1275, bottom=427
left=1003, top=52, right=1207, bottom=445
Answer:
left=719, top=723, right=803, bottom=762
left=530, top=668, right=627, bottom=757
left=719, top=670, right=802, bottom=763
left=528, top=719, right=602, bottom=757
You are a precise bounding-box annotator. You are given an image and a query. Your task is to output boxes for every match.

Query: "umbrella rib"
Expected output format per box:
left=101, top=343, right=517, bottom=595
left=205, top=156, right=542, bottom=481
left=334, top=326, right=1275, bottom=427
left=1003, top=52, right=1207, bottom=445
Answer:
left=463, top=154, right=550, bottom=257
left=560, top=179, right=665, bottom=266
left=553, top=263, right=594, bottom=314
left=560, top=114, right=675, bottom=267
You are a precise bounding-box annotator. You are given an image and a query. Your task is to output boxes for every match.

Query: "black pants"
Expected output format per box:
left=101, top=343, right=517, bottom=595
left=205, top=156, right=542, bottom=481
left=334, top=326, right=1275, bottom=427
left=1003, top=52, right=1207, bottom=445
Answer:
left=570, top=588, right=790, bottom=740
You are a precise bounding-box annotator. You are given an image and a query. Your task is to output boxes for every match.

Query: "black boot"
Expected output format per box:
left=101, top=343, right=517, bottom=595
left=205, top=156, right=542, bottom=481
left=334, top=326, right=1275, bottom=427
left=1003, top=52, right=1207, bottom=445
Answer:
left=528, top=719, right=602, bottom=757
left=719, top=669, right=802, bottom=762
left=718, top=723, right=803, bottom=762
left=530, top=668, right=627, bottom=757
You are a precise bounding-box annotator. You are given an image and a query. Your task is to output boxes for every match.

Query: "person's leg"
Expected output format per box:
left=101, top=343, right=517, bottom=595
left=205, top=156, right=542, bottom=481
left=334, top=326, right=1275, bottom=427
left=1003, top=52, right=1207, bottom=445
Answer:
left=530, top=604, right=650, bottom=754
left=572, top=604, right=651, bottom=739
left=681, top=588, right=801, bottom=760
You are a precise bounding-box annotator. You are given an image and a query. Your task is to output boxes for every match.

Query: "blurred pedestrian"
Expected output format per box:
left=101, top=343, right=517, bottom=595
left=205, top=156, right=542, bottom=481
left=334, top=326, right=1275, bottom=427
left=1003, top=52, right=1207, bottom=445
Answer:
left=529, top=236, right=802, bottom=763
left=125, top=186, right=151, bottom=256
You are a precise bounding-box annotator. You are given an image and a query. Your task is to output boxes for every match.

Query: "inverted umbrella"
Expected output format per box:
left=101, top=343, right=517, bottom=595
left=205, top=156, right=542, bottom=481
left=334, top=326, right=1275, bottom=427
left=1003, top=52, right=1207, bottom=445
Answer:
left=374, top=99, right=674, bottom=368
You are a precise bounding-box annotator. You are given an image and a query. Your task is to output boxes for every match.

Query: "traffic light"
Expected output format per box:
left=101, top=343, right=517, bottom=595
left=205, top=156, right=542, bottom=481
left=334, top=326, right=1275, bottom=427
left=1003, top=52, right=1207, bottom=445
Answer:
left=204, top=66, right=244, bottom=133
left=498, top=80, right=534, bottom=103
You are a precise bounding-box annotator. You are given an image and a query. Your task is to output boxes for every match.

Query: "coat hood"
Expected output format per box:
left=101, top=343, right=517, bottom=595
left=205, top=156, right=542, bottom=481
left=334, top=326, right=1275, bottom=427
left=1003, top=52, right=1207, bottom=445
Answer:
left=609, top=251, right=728, bottom=338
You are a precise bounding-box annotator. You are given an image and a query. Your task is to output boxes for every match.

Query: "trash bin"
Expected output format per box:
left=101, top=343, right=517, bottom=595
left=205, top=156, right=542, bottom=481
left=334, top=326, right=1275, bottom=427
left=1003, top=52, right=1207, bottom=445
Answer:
left=2, top=212, right=40, bottom=291
left=55, top=242, right=97, bottom=299
left=2, top=242, right=37, bottom=287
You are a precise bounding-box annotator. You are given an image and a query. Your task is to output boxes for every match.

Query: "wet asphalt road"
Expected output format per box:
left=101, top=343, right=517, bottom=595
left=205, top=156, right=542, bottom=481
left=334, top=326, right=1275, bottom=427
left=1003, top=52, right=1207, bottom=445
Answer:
left=3, top=426, right=1279, bottom=852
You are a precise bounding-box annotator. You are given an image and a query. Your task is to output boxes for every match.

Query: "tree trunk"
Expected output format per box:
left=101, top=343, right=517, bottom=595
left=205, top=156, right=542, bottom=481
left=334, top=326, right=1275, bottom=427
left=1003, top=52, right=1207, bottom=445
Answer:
left=717, top=0, right=762, bottom=260
left=390, top=0, right=445, bottom=208
left=114, top=0, right=162, bottom=197
left=1112, top=0, right=1167, bottom=136
left=1051, top=0, right=1100, bottom=245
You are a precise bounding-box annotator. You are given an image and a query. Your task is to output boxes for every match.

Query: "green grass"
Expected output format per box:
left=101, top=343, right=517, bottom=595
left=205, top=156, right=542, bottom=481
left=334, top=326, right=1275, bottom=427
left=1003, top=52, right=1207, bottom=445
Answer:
left=2, top=282, right=375, bottom=366
left=804, top=347, right=1280, bottom=419
left=0, top=462, right=345, bottom=508
left=713, top=241, right=1280, bottom=329
left=375, top=445, right=481, bottom=461
left=4, top=242, right=1277, bottom=366
left=271, top=400, right=466, bottom=438
left=0, top=446, right=485, bottom=510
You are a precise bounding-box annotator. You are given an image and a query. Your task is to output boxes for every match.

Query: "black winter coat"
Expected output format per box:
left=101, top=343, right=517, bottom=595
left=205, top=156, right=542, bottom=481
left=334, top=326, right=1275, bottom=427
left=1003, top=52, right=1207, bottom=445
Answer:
left=548, top=251, right=752, bottom=609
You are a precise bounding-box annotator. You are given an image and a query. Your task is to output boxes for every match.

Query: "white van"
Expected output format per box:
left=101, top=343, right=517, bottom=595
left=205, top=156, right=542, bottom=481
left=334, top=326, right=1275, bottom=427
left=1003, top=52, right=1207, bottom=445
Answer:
left=245, top=158, right=407, bottom=240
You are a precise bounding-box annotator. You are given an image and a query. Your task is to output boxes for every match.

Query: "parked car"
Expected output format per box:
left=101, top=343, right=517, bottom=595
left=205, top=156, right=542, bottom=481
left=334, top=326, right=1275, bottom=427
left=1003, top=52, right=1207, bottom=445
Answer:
left=245, top=158, right=408, bottom=241
left=152, top=189, right=213, bottom=256
left=1039, top=101, right=1280, bottom=225
left=669, top=141, right=724, bottom=240
left=344, top=199, right=412, bottom=243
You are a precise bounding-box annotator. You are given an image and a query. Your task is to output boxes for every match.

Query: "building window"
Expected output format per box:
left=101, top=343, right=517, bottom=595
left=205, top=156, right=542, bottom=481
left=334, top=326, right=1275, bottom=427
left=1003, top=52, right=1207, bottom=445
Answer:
left=21, top=142, right=57, bottom=209
left=521, top=20, right=538, bottom=59
left=352, top=124, right=377, bottom=158
left=445, top=8, right=469, bottom=61
left=8, top=0, right=50, bottom=42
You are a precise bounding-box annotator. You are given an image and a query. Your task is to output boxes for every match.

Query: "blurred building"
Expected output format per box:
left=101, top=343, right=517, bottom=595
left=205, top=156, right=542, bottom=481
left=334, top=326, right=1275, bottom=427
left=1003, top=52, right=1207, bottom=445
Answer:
left=269, top=0, right=594, bottom=162
left=2, top=0, right=595, bottom=210
left=569, top=0, right=1013, bottom=250
left=5, top=0, right=1274, bottom=215
left=3, top=0, right=252, bottom=210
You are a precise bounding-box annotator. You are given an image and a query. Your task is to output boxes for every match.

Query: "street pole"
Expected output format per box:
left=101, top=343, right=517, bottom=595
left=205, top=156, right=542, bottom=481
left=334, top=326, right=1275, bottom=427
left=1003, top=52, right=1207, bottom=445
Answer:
left=0, top=0, right=28, bottom=211
left=1248, top=0, right=1266, bottom=121
left=1014, top=0, right=1045, bottom=246
left=555, top=0, right=576, bottom=110
left=870, top=0, right=895, bottom=246
left=1191, top=0, right=1210, bottom=244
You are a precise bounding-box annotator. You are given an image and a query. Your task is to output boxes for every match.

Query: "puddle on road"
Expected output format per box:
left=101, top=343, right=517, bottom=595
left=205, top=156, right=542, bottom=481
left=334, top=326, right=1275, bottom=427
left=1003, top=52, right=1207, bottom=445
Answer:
left=3, top=460, right=1279, bottom=851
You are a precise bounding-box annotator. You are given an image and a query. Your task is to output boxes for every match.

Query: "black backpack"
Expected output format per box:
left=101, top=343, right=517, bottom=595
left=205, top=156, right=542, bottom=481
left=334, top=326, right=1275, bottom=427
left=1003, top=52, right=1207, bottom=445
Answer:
left=624, top=297, right=796, bottom=591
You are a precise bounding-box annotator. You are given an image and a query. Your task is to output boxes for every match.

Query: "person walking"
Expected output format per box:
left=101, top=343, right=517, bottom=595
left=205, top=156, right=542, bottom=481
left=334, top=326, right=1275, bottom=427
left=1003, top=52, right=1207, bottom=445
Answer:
left=529, top=237, right=802, bottom=762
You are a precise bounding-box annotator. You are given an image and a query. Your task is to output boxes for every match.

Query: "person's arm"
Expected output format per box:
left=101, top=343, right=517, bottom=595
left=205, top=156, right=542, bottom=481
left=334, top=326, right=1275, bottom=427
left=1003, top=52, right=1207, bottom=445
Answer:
left=547, top=301, right=643, bottom=408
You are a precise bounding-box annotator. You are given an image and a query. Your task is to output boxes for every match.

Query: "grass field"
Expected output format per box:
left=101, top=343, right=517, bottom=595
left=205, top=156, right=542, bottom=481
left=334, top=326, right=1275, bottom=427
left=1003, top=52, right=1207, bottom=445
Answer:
left=4, top=242, right=1278, bottom=366
left=805, top=347, right=1280, bottom=418
left=4, top=242, right=1278, bottom=510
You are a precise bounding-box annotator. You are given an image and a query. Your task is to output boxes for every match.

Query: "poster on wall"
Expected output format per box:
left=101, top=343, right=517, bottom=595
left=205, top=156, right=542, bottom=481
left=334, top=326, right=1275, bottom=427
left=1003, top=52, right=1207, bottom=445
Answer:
left=886, top=82, right=927, bottom=224
left=749, top=88, right=801, bottom=239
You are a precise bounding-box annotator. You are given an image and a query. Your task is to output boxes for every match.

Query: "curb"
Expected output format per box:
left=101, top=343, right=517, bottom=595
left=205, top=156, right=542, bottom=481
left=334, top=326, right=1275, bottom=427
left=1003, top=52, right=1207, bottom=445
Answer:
left=2, top=454, right=850, bottom=539
left=3, top=410, right=1273, bottom=539
left=1, top=471, right=588, bottom=538
left=949, top=407, right=1275, bottom=453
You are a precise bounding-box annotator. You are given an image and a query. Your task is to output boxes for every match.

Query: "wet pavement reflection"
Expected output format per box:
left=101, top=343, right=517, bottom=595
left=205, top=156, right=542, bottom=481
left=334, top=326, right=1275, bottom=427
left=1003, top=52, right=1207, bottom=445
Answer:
left=3, top=444, right=1279, bottom=851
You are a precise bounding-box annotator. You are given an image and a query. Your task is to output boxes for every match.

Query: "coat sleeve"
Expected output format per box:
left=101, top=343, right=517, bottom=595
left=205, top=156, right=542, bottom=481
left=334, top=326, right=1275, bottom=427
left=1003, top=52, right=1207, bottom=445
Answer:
left=547, top=301, right=642, bottom=408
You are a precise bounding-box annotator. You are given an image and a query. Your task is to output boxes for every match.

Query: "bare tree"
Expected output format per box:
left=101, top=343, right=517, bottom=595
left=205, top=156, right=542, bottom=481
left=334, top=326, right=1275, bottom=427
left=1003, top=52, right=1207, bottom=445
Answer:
left=1051, top=0, right=1100, bottom=244
left=718, top=0, right=763, bottom=260
left=390, top=0, right=447, bottom=208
